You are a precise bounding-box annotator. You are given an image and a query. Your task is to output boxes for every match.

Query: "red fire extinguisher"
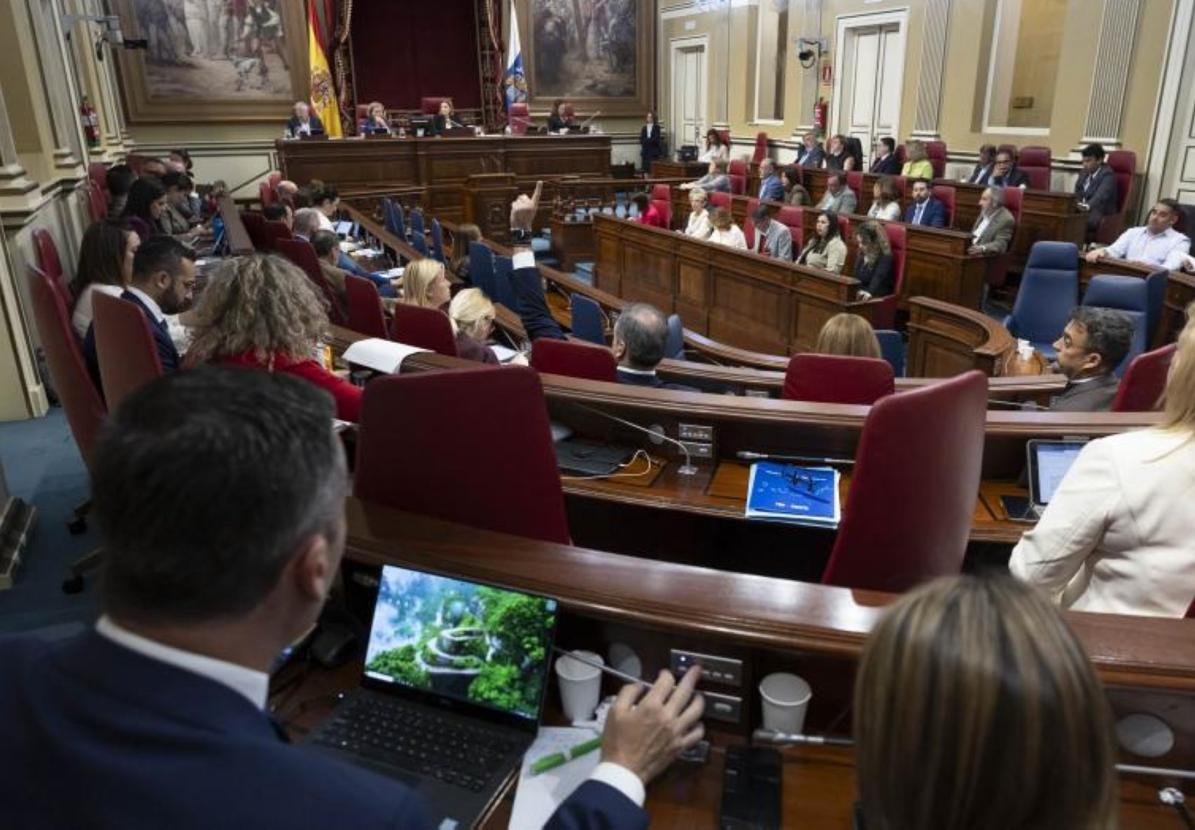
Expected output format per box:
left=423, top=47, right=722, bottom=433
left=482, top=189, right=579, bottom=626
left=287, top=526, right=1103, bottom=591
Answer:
left=813, top=98, right=828, bottom=135
left=80, top=96, right=99, bottom=148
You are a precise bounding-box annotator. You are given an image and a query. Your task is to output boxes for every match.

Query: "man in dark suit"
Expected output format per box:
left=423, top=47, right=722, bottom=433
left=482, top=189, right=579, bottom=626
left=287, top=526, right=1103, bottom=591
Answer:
left=285, top=101, right=324, bottom=138
left=611, top=303, right=696, bottom=391
left=966, top=144, right=997, bottom=184
left=1048, top=307, right=1133, bottom=411
left=904, top=179, right=947, bottom=228
left=83, top=235, right=195, bottom=388
left=870, top=136, right=901, bottom=175
left=989, top=150, right=1028, bottom=188
left=1075, top=143, right=1119, bottom=240
left=796, top=131, right=825, bottom=168
left=0, top=367, right=706, bottom=829
left=757, top=159, right=785, bottom=202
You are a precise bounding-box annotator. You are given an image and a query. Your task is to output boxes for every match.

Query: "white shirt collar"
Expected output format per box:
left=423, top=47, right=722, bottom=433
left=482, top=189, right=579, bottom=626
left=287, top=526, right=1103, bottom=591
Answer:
left=125, top=286, right=165, bottom=323
left=96, top=615, right=269, bottom=710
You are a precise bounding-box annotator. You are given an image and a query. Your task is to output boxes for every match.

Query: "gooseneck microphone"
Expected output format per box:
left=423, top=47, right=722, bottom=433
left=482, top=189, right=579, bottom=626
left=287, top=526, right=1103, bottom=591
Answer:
left=736, top=450, right=855, bottom=466
left=575, top=403, right=698, bottom=475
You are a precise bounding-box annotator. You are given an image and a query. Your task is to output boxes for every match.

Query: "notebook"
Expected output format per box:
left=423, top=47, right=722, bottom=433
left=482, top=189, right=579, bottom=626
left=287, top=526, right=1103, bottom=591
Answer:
left=745, top=462, right=841, bottom=528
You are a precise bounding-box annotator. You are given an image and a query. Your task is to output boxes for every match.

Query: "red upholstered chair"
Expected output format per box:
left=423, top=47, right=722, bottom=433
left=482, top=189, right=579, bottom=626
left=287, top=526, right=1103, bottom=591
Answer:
left=240, top=211, right=268, bottom=249
left=390, top=302, right=457, bottom=356
left=355, top=104, right=368, bottom=123
left=530, top=338, right=617, bottom=382
left=986, top=187, right=1024, bottom=288
left=845, top=171, right=863, bottom=202
left=1096, top=150, right=1137, bottom=244
left=32, top=228, right=65, bottom=288
left=1018, top=146, right=1052, bottom=190
left=924, top=141, right=947, bottom=179
left=651, top=198, right=672, bottom=229
left=1003, top=184, right=1023, bottom=223
left=260, top=220, right=292, bottom=252
left=776, top=206, right=804, bottom=251
left=85, top=185, right=108, bottom=223
left=345, top=274, right=390, bottom=339
left=716, top=129, right=730, bottom=148
left=821, top=370, right=988, bottom=593
left=782, top=354, right=894, bottom=405
left=91, top=291, right=163, bottom=412
left=836, top=215, right=852, bottom=244
left=1112, top=343, right=1177, bottom=412
left=743, top=198, right=761, bottom=248
left=274, top=237, right=346, bottom=325
left=421, top=96, right=451, bottom=115
left=728, top=159, right=748, bottom=196
left=752, top=132, right=768, bottom=165
left=267, top=171, right=282, bottom=189
left=354, top=367, right=570, bottom=543
left=894, top=144, right=906, bottom=164
left=508, top=102, right=532, bottom=135
left=708, top=191, right=731, bottom=211
left=858, top=223, right=906, bottom=329
left=931, top=185, right=956, bottom=227
left=651, top=183, right=672, bottom=202
left=890, top=176, right=907, bottom=199
left=258, top=181, right=276, bottom=208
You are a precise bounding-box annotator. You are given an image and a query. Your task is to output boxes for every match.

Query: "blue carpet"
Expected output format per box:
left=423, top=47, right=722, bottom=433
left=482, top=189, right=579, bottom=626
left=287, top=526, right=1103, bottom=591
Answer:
left=0, top=408, right=98, bottom=633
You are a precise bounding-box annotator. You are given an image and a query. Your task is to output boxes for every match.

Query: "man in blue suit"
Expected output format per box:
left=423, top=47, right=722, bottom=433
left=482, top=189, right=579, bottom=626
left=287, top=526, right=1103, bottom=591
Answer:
left=83, top=235, right=195, bottom=388
left=0, top=368, right=704, bottom=829
left=757, top=159, right=785, bottom=202
left=904, top=178, right=947, bottom=228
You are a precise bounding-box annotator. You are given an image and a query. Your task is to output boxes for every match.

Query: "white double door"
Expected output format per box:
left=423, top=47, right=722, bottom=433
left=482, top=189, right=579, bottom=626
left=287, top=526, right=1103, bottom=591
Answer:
left=834, top=12, right=907, bottom=164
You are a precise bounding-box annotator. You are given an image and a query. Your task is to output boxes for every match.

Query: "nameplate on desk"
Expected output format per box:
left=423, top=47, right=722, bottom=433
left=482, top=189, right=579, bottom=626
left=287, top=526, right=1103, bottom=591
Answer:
left=342, top=338, right=430, bottom=374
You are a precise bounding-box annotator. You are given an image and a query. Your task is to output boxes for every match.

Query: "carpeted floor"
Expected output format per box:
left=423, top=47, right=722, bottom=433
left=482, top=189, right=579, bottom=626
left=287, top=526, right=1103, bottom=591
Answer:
left=0, top=407, right=97, bottom=634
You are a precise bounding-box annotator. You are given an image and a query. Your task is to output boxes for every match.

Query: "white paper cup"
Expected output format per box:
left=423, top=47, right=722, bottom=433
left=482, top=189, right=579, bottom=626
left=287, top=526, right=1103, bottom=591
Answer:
left=759, top=672, right=812, bottom=734
left=555, top=651, right=604, bottom=722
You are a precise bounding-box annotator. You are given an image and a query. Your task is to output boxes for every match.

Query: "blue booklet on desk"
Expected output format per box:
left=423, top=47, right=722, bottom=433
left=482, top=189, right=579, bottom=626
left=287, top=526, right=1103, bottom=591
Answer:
left=745, top=462, right=841, bottom=528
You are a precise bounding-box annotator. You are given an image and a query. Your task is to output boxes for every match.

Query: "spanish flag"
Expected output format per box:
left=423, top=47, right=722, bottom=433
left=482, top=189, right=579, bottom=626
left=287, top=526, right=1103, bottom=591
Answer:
left=307, top=0, right=342, bottom=137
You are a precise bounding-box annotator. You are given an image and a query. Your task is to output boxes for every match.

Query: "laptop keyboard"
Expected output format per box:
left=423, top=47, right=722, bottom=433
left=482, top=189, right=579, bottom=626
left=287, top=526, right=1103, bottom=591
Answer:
left=311, top=694, right=519, bottom=792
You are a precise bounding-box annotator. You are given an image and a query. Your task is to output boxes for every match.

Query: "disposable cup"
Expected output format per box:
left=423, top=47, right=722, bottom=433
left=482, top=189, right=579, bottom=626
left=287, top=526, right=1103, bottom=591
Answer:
left=555, top=650, right=604, bottom=722
left=759, top=672, right=812, bottom=734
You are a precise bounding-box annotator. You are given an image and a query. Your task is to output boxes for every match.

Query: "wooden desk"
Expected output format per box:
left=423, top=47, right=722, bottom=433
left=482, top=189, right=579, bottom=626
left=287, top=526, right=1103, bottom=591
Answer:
left=1079, top=258, right=1195, bottom=346
left=218, top=195, right=253, bottom=255
left=651, top=159, right=709, bottom=180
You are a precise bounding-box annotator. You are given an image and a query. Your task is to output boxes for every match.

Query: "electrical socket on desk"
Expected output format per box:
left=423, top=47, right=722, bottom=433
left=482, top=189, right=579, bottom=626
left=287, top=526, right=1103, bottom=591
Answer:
left=680, top=441, right=714, bottom=459
left=678, top=423, right=715, bottom=442
left=671, top=649, right=743, bottom=687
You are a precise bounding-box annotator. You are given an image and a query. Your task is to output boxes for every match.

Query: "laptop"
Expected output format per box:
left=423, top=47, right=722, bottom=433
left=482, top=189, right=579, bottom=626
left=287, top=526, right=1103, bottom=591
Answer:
left=1002, top=439, right=1087, bottom=521
left=306, top=564, right=559, bottom=827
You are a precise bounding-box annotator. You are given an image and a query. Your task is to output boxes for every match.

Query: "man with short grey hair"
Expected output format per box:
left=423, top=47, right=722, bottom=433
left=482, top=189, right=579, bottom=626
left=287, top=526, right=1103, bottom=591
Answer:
left=816, top=173, right=857, bottom=215
left=1048, top=306, right=1134, bottom=411
left=292, top=207, right=322, bottom=240
left=612, top=303, right=695, bottom=391
left=968, top=186, right=1016, bottom=255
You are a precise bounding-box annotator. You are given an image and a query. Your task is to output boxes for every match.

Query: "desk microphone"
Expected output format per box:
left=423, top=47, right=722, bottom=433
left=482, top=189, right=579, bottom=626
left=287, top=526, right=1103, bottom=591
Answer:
left=753, top=728, right=854, bottom=748
left=736, top=450, right=855, bottom=466
left=987, top=398, right=1048, bottom=410
left=575, top=403, right=698, bottom=475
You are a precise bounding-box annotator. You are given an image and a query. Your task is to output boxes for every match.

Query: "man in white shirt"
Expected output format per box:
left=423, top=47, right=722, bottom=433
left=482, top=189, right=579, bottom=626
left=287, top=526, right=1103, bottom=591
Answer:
left=1085, top=198, right=1190, bottom=270
left=683, top=187, right=713, bottom=239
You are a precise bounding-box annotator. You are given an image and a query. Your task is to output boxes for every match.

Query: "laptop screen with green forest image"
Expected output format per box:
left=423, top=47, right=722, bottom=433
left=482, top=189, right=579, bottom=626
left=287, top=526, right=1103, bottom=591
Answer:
left=363, top=565, right=559, bottom=721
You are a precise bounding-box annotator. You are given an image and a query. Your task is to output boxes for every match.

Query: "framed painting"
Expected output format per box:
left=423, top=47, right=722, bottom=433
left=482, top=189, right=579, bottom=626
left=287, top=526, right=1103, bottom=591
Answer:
left=108, top=0, right=309, bottom=123
left=519, top=0, right=654, bottom=117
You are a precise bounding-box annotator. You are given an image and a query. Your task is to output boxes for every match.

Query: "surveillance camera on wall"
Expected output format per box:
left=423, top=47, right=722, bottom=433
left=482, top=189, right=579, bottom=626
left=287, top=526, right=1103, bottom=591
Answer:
left=795, top=36, right=827, bottom=68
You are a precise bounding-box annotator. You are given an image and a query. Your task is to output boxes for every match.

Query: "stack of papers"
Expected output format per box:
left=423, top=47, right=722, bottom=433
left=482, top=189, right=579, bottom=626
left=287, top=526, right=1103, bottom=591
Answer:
left=509, top=727, right=601, bottom=830
left=745, top=462, right=841, bottom=528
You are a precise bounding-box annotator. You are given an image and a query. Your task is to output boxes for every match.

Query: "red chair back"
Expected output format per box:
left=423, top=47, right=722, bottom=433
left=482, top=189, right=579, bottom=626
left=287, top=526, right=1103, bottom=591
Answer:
left=728, top=159, right=747, bottom=196
left=27, top=265, right=107, bottom=469
left=1003, top=184, right=1023, bottom=223
left=509, top=102, right=531, bottom=135
left=259, top=181, right=276, bottom=208
left=752, top=132, right=768, bottom=165
left=88, top=162, right=107, bottom=192
left=85, top=185, right=108, bottom=223
left=743, top=198, right=760, bottom=248
left=274, top=237, right=345, bottom=325
left=91, top=291, right=163, bottom=411
left=260, top=220, right=292, bottom=252
left=931, top=185, right=956, bottom=227
left=822, top=370, right=988, bottom=592
left=345, top=274, right=390, bottom=339
left=1018, top=146, right=1052, bottom=189
left=1112, top=344, right=1177, bottom=412
left=716, top=129, right=730, bottom=148
left=421, top=96, right=451, bottom=115
left=845, top=171, right=863, bottom=200
left=32, top=229, right=64, bottom=286
left=836, top=215, right=852, bottom=243
left=240, top=211, right=268, bottom=249
left=890, top=176, right=907, bottom=199
left=782, top=354, right=894, bottom=405
left=355, top=367, right=570, bottom=543
left=530, top=337, right=618, bottom=382
left=1096, top=150, right=1137, bottom=244
left=924, top=141, right=947, bottom=178
left=651, top=198, right=672, bottom=229
left=774, top=206, right=804, bottom=251
left=708, top=191, right=731, bottom=211
left=894, top=144, right=906, bottom=164
left=651, top=183, right=672, bottom=202
left=390, top=302, right=458, bottom=356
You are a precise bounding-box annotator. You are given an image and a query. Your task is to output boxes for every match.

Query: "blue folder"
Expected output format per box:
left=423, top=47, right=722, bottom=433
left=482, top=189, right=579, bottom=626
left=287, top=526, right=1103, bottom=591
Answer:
left=745, top=462, right=841, bottom=528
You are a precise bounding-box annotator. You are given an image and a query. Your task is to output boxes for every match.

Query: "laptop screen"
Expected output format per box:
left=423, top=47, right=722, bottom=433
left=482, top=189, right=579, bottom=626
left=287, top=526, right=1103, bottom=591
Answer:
left=363, top=565, right=558, bottom=722
left=1030, top=440, right=1086, bottom=505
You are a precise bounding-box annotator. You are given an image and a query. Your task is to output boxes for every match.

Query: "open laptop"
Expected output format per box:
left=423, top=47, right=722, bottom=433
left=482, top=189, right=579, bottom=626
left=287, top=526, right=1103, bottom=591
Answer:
left=306, top=564, right=558, bottom=827
left=1002, top=439, right=1088, bottom=521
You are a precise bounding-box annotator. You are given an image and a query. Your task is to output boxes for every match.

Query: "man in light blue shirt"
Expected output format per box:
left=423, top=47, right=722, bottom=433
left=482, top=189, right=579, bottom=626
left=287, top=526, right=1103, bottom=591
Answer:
left=1085, top=198, right=1190, bottom=270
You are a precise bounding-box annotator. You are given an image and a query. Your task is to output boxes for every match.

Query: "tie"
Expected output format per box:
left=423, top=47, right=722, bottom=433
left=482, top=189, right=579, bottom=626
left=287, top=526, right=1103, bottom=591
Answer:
left=915, top=203, right=925, bottom=224
left=760, top=231, right=769, bottom=255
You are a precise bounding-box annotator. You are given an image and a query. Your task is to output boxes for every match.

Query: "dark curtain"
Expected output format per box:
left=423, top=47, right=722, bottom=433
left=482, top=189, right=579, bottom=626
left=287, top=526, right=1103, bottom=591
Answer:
left=350, top=0, right=482, bottom=109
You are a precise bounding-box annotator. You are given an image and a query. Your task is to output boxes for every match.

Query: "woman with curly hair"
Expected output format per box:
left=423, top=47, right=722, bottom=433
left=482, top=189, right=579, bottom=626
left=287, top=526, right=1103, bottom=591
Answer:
left=186, top=254, right=362, bottom=421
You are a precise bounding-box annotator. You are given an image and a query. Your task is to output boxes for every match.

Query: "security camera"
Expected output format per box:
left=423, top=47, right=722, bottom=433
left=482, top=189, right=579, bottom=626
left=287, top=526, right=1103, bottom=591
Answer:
left=795, top=37, right=827, bottom=68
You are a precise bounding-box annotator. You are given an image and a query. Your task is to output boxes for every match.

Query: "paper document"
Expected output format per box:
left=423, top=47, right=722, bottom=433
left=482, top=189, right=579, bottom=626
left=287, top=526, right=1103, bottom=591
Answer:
left=490, top=345, right=521, bottom=363
left=509, top=727, right=600, bottom=830
left=342, top=338, right=430, bottom=374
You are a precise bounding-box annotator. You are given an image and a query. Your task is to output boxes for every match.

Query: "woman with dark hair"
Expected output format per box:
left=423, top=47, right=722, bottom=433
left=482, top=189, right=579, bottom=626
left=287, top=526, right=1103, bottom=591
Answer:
left=639, top=111, right=663, bottom=172
left=852, top=220, right=894, bottom=300
left=781, top=165, right=810, bottom=206
left=309, top=180, right=339, bottom=232
left=547, top=100, right=574, bottom=132
left=796, top=210, right=847, bottom=273
left=70, top=221, right=139, bottom=338
left=867, top=176, right=902, bottom=221
left=699, top=128, right=728, bottom=163
left=825, top=134, right=855, bottom=172
left=631, top=192, right=666, bottom=228
left=121, top=176, right=168, bottom=241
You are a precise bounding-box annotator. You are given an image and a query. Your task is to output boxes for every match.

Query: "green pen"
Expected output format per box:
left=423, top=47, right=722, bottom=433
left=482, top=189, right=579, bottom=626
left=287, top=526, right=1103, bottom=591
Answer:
left=530, top=736, right=604, bottom=775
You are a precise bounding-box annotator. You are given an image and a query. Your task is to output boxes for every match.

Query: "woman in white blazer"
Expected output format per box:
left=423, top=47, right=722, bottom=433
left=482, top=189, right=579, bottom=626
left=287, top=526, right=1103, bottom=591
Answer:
left=1009, top=305, right=1195, bottom=617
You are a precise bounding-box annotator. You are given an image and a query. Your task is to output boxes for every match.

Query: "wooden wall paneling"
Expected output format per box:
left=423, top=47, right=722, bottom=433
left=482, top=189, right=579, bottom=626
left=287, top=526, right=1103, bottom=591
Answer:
left=675, top=246, right=712, bottom=335
left=619, top=224, right=677, bottom=310
left=707, top=266, right=794, bottom=355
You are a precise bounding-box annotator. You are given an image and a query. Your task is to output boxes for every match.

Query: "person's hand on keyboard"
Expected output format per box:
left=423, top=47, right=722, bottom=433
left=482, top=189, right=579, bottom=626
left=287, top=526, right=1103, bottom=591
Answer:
left=598, top=665, right=705, bottom=784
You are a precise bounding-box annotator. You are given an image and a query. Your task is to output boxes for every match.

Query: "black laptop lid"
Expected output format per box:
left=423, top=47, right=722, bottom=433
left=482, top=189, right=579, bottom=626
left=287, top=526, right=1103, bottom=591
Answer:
left=361, top=564, right=558, bottom=732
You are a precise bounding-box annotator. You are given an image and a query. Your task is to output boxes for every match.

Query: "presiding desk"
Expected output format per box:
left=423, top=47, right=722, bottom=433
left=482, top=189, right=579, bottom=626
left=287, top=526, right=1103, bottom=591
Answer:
left=272, top=500, right=1195, bottom=828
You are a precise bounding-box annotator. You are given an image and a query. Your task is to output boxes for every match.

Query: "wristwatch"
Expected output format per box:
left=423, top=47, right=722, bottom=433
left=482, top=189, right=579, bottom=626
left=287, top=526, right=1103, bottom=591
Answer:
left=510, top=228, right=533, bottom=244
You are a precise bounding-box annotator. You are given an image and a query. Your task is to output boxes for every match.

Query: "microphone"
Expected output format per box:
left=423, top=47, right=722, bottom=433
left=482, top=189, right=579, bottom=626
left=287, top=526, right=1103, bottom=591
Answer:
left=580, top=111, right=603, bottom=128
left=736, top=450, right=854, bottom=466
left=575, top=403, right=698, bottom=476
left=753, top=728, right=854, bottom=748
left=987, top=398, right=1047, bottom=410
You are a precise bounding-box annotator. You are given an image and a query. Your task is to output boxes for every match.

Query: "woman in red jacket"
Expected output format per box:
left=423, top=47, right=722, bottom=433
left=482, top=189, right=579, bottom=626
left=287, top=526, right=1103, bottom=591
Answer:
left=186, top=254, right=362, bottom=421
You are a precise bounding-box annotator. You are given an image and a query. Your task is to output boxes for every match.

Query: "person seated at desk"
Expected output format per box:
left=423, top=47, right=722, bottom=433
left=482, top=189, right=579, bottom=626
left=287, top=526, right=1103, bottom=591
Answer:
left=310, top=181, right=340, bottom=232
left=904, top=178, right=947, bottom=228
left=855, top=574, right=1117, bottom=828
left=311, top=229, right=350, bottom=305
left=814, top=312, right=882, bottom=358
left=824, top=134, right=856, bottom=172
left=612, top=302, right=694, bottom=391
left=707, top=207, right=747, bottom=250
left=900, top=139, right=934, bottom=180
left=71, top=221, right=139, bottom=340
left=796, top=210, right=847, bottom=274
left=293, top=208, right=372, bottom=283
left=276, top=179, right=299, bottom=206
left=547, top=99, right=576, bottom=133
left=966, top=144, right=997, bottom=184
left=104, top=163, right=135, bottom=220
left=83, top=236, right=195, bottom=386
left=507, top=183, right=567, bottom=342
left=639, top=111, right=662, bottom=172
left=159, top=172, right=197, bottom=236
left=852, top=220, right=894, bottom=300
left=757, top=159, right=785, bottom=202
left=796, top=131, right=825, bottom=167
left=631, top=192, right=667, bottom=229
left=121, top=176, right=169, bottom=241
left=1075, top=143, right=1118, bottom=239
left=449, top=287, right=500, bottom=364
left=866, top=176, right=901, bottom=221
left=781, top=165, right=810, bottom=206
left=189, top=254, right=363, bottom=421
left=699, top=128, right=728, bottom=163
left=0, top=366, right=708, bottom=828
left=748, top=205, right=792, bottom=261
left=1084, top=198, right=1190, bottom=270
left=683, top=188, right=713, bottom=239
left=263, top=202, right=294, bottom=232
left=870, top=136, right=901, bottom=175
left=1047, top=306, right=1133, bottom=412
left=359, top=101, right=391, bottom=136
left=433, top=99, right=465, bottom=135
left=285, top=101, right=324, bottom=138
left=816, top=173, right=857, bottom=215
left=679, top=159, right=730, bottom=194
left=401, top=259, right=452, bottom=313
left=968, top=186, right=1015, bottom=255
left=450, top=223, right=483, bottom=281
left=1011, top=304, right=1195, bottom=617
left=989, top=149, right=1028, bottom=188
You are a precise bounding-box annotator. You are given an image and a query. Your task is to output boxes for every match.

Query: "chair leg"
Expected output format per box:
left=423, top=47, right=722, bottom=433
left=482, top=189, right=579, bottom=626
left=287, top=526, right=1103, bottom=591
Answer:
left=67, top=498, right=90, bottom=535
left=62, top=547, right=104, bottom=594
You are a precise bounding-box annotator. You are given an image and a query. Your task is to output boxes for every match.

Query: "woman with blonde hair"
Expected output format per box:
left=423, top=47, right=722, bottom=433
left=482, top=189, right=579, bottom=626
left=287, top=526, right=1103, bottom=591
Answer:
left=707, top=207, right=746, bottom=249
left=855, top=573, right=1117, bottom=830
left=449, top=288, right=499, bottom=364
left=186, top=254, right=363, bottom=421
left=901, top=140, right=934, bottom=179
left=450, top=223, right=483, bottom=281
left=359, top=101, right=390, bottom=135
left=402, top=259, right=452, bottom=310
left=814, top=313, right=881, bottom=359
left=1010, top=303, right=1195, bottom=616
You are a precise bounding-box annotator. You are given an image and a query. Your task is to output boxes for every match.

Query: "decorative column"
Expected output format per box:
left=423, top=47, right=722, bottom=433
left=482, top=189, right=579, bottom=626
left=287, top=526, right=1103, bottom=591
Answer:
left=0, top=85, right=38, bottom=200
left=65, top=0, right=125, bottom=159
left=911, top=0, right=951, bottom=137
left=1081, top=0, right=1142, bottom=146
left=26, top=0, right=85, bottom=172
left=794, top=0, right=823, bottom=133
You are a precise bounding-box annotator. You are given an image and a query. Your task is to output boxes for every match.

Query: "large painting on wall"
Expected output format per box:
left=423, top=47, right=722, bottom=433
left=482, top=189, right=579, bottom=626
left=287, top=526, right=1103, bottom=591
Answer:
left=109, top=0, right=308, bottom=123
left=521, top=0, right=654, bottom=117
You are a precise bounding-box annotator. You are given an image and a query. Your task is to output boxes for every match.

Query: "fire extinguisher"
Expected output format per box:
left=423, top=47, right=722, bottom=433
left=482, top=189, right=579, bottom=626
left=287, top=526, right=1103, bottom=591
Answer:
left=813, top=98, right=828, bottom=136
left=80, top=96, right=99, bottom=148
